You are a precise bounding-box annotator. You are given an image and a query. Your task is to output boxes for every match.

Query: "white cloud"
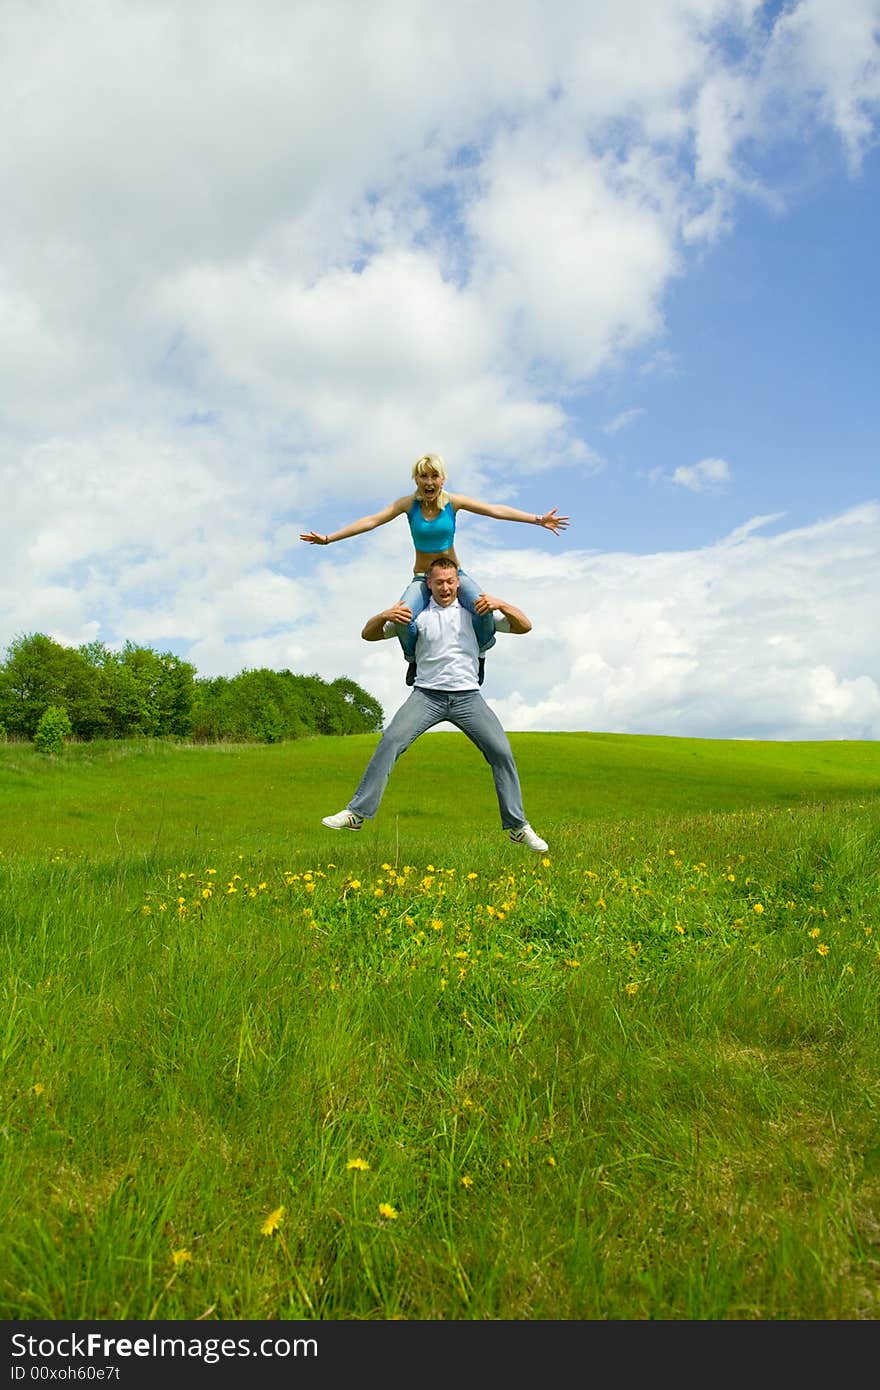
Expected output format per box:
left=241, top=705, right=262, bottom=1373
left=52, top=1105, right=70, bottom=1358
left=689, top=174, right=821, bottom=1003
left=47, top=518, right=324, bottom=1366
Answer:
left=160, top=502, right=879, bottom=744
left=670, top=457, right=731, bottom=492
left=603, top=408, right=645, bottom=435
left=761, top=0, right=880, bottom=172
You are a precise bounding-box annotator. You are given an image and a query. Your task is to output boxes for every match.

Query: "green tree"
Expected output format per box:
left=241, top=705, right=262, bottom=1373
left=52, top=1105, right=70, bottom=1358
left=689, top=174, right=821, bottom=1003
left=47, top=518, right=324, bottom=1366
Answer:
left=99, top=644, right=195, bottom=738
left=329, top=676, right=384, bottom=734
left=0, top=633, right=102, bottom=738
left=190, top=669, right=383, bottom=743
left=33, top=704, right=73, bottom=754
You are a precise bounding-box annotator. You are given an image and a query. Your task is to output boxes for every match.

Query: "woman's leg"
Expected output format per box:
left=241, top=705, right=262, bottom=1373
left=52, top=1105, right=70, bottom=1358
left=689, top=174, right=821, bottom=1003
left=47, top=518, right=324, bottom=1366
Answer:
left=455, top=569, right=497, bottom=653
left=396, top=575, right=428, bottom=661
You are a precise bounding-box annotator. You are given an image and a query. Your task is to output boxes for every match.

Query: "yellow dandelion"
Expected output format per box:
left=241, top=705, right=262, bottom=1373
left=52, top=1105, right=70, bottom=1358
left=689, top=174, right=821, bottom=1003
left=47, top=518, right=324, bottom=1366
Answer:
left=546, top=1155, right=556, bottom=1168
left=260, top=1206, right=285, bottom=1236
left=171, top=1249, right=192, bottom=1267
left=431, top=918, right=443, bottom=931
left=817, top=942, right=830, bottom=957
left=541, top=857, right=551, bottom=867
left=141, top=905, right=151, bottom=915
left=453, top=950, right=468, bottom=961
left=346, top=1157, right=370, bottom=1172
left=201, top=887, right=212, bottom=899
left=809, top=927, right=821, bottom=939
left=467, top=872, right=478, bottom=881
left=460, top=1175, right=473, bottom=1188
left=206, top=868, right=217, bottom=875
left=674, top=923, right=685, bottom=934
left=348, top=879, right=361, bottom=890
left=564, top=959, right=580, bottom=969
left=753, top=903, right=764, bottom=915
left=33, top=1083, right=45, bottom=1096
left=625, top=981, right=639, bottom=996
left=378, top=1203, right=398, bottom=1220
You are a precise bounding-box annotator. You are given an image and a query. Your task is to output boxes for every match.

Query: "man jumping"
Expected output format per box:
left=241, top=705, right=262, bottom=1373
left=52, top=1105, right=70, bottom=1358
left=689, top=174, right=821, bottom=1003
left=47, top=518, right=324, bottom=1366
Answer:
left=321, top=555, right=548, bottom=852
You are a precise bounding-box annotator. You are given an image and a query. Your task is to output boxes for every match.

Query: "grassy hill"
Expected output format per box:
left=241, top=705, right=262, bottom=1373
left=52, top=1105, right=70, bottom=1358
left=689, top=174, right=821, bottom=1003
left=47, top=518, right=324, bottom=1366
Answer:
left=1, top=731, right=878, bottom=858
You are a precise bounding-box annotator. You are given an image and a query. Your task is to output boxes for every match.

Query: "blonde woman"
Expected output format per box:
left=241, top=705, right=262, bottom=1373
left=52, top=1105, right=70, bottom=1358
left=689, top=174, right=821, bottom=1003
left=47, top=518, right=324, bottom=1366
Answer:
left=300, top=453, right=569, bottom=678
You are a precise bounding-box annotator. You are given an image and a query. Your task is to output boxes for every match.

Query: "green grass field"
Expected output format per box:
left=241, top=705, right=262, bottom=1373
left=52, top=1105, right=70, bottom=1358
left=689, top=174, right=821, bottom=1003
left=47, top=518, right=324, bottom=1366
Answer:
left=2, top=732, right=879, bottom=1320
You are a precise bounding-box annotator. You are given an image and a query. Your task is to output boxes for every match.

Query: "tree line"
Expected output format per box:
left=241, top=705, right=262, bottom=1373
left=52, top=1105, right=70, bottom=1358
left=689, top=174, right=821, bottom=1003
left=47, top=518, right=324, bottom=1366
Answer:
left=0, top=633, right=384, bottom=744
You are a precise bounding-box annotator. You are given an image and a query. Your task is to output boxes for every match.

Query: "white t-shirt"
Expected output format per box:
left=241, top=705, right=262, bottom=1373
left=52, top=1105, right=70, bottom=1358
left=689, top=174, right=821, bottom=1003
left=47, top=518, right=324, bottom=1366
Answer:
left=382, top=598, right=511, bottom=691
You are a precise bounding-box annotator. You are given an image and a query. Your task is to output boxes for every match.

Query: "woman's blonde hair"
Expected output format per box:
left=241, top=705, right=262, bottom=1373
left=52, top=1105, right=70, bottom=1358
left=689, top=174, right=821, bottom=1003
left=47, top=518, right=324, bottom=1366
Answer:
left=411, top=453, right=450, bottom=508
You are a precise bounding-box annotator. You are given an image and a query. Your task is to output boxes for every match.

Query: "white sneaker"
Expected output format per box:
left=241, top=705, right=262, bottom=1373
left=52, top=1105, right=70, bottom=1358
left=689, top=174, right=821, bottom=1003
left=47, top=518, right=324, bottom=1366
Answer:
left=509, top=823, right=548, bottom=853
left=322, top=809, right=364, bottom=831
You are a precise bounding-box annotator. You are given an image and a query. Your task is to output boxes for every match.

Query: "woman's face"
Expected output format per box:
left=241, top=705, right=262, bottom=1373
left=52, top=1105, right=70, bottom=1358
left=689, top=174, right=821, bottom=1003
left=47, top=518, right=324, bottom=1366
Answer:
left=417, top=466, right=444, bottom=500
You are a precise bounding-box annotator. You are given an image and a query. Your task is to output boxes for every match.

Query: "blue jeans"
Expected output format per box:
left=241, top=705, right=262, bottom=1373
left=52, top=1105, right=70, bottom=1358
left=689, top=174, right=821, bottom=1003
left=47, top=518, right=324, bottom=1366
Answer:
left=396, top=569, right=497, bottom=661
left=348, top=688, right=527, bottom=830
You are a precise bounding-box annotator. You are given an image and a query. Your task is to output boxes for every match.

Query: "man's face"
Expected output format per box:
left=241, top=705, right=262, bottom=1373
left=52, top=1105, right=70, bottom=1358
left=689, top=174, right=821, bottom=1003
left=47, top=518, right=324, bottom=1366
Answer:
left=426, top=565, right=459, bottom=606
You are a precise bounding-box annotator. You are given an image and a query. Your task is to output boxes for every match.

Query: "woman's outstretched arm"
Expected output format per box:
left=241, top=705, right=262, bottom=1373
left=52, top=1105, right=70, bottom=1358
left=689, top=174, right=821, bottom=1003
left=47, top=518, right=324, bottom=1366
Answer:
left=300, top=495, right=412, bottom=546
left=450, top=495, right=570, bottom=535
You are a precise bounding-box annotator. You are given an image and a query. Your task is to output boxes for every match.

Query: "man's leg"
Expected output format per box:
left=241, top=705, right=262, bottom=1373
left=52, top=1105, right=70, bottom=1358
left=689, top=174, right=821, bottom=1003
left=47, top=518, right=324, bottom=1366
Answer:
left=445, top=691, right=526, bottom=830
left=347, top=689, right=446, bottom=820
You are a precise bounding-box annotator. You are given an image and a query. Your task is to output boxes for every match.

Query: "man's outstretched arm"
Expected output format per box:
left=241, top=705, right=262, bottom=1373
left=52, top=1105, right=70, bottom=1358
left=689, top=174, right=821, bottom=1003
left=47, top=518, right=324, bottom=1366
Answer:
left=473, top=594, right=532, bottom=634
left=361, top=603, right=413, bottom=641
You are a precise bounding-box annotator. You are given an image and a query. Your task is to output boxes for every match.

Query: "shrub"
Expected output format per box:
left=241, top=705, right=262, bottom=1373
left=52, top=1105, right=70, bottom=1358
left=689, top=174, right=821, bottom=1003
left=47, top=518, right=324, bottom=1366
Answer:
left=33, top=704, right=73, bottom=754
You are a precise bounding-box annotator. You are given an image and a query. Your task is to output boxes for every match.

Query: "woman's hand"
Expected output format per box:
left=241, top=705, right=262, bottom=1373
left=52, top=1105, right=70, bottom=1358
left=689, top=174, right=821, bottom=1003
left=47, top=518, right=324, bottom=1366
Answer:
left=300, top=530, right=330, bottom=545
left=537, top=508, right=570, bottom=534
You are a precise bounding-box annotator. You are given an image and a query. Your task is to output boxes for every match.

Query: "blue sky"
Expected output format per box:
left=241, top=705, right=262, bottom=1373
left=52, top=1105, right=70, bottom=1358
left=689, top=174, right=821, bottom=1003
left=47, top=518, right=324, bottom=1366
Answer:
left=577, top=145, right=880, bottom=553
left=1, top=0, right=879, bottom=739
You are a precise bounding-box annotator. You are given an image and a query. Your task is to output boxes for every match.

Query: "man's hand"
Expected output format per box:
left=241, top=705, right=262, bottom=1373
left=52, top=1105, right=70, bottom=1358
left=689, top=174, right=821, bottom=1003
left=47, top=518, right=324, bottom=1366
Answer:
left=362, top=603, right=413, bottom=640
left=474, top=593, right=499, bottom=615
left=475, top=593, right=531, bottom=634
left=383, top=603, right=413, bottom=625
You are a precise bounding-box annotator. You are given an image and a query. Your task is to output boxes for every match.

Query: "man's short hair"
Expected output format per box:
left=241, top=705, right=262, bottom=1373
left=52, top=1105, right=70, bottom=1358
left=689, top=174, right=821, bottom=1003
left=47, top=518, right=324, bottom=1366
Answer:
left=426, top=555, right=457, bottom=575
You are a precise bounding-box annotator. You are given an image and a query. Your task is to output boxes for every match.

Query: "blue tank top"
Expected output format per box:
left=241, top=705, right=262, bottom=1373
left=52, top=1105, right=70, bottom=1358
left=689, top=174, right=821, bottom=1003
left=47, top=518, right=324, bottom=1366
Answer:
left=407, top=498, right=456, bottom=552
